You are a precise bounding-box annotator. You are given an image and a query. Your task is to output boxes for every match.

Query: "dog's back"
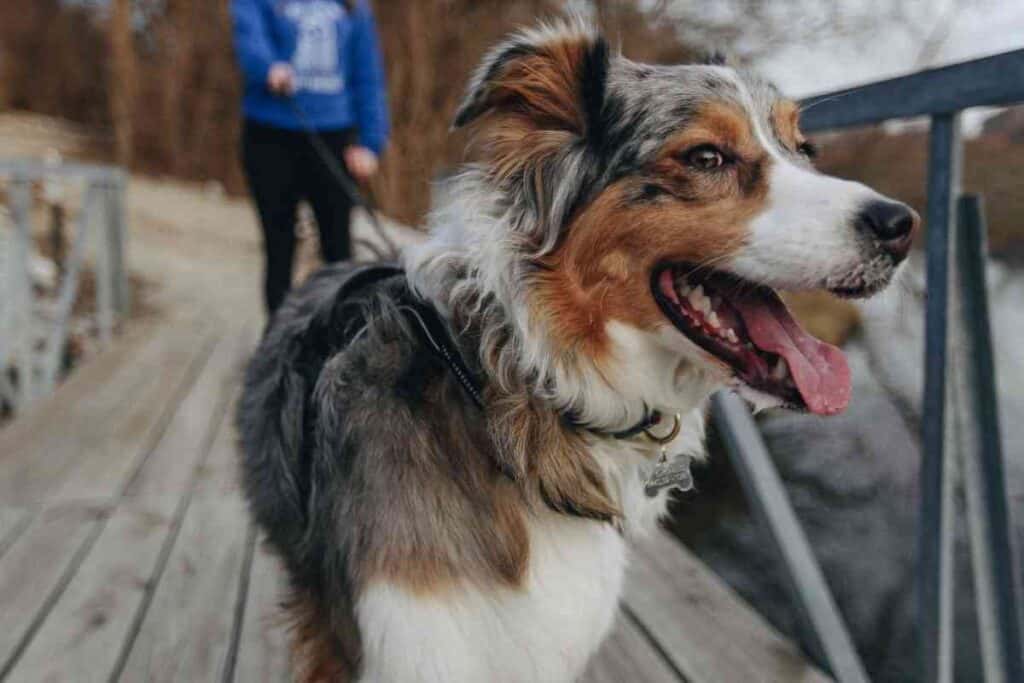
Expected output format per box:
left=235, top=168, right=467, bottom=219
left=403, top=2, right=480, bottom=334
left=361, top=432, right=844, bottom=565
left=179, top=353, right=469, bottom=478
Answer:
left=237, top=262, right=409, bottom=680
left=238, top=263, right=394, bottom=564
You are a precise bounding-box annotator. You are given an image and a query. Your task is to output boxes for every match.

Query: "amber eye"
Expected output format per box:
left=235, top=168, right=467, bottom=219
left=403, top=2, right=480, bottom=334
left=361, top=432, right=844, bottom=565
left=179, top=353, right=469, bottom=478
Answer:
left=684, top=145, right=726, bottom=170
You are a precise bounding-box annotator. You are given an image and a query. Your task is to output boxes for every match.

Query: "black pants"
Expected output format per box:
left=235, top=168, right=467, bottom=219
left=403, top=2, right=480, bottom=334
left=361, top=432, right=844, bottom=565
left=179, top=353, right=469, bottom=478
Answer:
left=242, top=120, right=357, bottom=315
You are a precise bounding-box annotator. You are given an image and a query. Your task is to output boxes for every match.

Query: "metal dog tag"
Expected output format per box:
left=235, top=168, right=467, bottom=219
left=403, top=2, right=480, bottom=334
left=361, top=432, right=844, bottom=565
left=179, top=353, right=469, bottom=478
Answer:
left=644, top=453, right=694, bottom=497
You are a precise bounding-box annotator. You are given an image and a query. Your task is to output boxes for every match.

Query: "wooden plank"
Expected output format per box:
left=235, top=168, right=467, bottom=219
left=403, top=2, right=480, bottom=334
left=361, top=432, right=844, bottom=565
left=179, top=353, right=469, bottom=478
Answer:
left=121, top=324, right=252, bottom=506
left=4, top=326, right=253, bottom=682
left=0, top=504, right=101, bottom=675
left=191, top=404, right=245, bottom=501
left=174, top=322, right=255, bottom=504
left=0, top=317, right=208, bottom=506
left=232, top=541, right=291, bottom=683
left=117, top=498, right=251, bottom=682
left=45, top=319, right=218, bottom=505
left=6, top=505, right=173, bottom=683
left=583, top=610, right=683, bottom=683
left=623, top=530, right=832, bottom=683
left=0, top=507, right=31, bottom=560
left=0, top=319, right=157, bottom=452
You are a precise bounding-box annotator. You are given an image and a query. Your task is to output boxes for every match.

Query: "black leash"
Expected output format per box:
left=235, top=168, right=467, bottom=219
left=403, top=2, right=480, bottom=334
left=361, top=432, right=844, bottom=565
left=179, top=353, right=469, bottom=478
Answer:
left=398, top=299, right=486, bottom=410
left=284, top=97, right=400, bottom=262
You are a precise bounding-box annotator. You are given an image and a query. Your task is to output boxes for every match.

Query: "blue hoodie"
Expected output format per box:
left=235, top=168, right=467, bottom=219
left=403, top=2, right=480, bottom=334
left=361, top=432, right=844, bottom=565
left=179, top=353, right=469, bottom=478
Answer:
left=231, top=0, right=390, bottom=154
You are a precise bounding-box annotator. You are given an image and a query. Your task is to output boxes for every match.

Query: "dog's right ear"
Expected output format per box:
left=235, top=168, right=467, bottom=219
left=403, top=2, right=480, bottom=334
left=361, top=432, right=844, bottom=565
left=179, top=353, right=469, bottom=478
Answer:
left=452, top=18, right=609, bottom=140
left=451, top=20, right=611, bottom=242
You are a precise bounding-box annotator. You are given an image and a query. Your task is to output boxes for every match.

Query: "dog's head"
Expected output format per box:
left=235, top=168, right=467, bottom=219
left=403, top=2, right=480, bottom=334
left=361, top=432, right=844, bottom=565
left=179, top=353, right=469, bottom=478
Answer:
left=441, top=20, right=917, bottom=422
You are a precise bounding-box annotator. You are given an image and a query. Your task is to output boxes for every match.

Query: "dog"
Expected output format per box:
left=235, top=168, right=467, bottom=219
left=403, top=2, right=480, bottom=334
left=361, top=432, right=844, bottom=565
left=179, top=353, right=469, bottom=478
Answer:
left=237, top=18, right=918, bottom=682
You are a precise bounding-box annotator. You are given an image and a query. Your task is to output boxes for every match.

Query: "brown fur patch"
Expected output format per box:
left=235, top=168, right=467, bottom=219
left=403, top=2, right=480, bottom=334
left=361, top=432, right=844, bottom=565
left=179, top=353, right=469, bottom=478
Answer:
left=352, top=376, right=531, bottom=595
left=490, top=391, right=620, bottom=522
left=771, top=99, right=804, bottom=151
left=285, top=588, right=360, bottom=683
left=469, top=35, right=598, bottom=183
left=531, top=101, right=773, bottom=358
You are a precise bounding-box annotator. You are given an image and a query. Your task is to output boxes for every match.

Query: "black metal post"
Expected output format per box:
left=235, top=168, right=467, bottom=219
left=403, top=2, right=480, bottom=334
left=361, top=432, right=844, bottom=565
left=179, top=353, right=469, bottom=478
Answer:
left=955, top=195, right=1024, bottom=682
left=918, top=112, right=962, bottom=683
left=711, top=391, right=869, bottom=683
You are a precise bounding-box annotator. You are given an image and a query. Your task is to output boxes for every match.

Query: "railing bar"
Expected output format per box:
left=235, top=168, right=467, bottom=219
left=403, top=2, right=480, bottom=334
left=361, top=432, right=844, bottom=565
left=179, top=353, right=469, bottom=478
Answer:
left=39, top=183, right=99, bottom=393
left=799, top=48, right=1024, bottom=132
left=109, top=173, right=130, bottom=317
left=711, top=391, right=869, bottom=683
left=0, top=208, right=14, bottom=379
left=918, top=112, right=962, bottom=683
left=94, top=181, right=115, bottom=344
left=955, top=195, right=1024, bottom=683
left=0, top=372, right=16, bottom=407
left=9, top=176, right=35, bottom=407
left=0, top=160, right=124, bottom=181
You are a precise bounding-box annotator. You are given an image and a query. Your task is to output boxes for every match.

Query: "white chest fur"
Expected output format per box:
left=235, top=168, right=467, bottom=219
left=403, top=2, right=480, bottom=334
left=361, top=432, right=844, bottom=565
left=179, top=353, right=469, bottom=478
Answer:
left=356, top=511, right=628, bottom=683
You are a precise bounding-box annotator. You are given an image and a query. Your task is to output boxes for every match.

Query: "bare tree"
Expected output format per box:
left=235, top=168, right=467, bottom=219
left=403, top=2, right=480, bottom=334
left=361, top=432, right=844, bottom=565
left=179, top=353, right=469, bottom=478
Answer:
left=108, top=0, right=137, bottom=167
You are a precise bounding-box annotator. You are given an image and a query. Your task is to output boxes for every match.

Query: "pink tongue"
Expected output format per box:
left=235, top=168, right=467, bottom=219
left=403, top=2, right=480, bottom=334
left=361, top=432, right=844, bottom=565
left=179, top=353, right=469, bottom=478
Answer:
left=732, top=295, right=851, bottom=415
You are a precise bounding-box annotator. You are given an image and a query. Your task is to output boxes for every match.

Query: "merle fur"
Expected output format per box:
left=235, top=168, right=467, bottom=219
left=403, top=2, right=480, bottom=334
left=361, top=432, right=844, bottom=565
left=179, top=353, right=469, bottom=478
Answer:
left=238, top=20, right=801, bottom=678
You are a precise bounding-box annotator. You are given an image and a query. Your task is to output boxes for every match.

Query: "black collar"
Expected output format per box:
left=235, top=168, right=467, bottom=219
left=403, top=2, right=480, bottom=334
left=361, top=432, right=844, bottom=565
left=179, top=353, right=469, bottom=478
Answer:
left=569, top=409, right=663, bottom=440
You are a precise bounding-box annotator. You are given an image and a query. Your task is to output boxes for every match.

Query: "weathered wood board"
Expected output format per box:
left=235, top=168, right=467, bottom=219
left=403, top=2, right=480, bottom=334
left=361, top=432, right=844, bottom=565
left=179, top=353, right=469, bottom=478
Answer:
left=623, top=529, right=833, bottom=683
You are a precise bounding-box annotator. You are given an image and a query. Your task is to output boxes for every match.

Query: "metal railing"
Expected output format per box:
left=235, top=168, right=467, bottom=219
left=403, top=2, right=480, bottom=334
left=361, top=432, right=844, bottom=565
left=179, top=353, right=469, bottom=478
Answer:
left=1, top=159, right=129, bottom=413
left=711, top=48, right=1024, bottom=683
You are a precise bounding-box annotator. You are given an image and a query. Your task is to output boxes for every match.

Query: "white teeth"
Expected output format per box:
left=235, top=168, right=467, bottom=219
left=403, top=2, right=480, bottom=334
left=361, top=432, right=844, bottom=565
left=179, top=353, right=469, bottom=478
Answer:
left=688, top=285, right=713, bottom=315
left=707, top=311, right=720, bottom=328
left=771, top=359, right=788, bottom=381
left=725, top=329, right=738, bottom=343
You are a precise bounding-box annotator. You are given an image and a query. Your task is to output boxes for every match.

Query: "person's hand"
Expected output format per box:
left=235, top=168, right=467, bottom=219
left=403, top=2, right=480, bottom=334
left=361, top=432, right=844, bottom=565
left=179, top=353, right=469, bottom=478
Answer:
left=267, top=62, right=295, bottom=96
left=344, top=146, right=379, bottom=182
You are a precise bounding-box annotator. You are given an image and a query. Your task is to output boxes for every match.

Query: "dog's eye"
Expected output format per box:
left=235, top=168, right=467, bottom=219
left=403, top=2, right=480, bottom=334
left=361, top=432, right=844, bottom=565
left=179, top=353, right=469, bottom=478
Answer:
left=797, top=140, right=818, bottom=159
left=684, top=145, right=726, bottom=170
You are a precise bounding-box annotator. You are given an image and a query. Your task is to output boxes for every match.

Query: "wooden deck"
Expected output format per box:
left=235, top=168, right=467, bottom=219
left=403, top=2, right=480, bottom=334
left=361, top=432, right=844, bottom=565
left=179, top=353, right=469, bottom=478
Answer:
left=0, top=170, right=827, bottom=681
left=0, top=307, right=830, bottom=682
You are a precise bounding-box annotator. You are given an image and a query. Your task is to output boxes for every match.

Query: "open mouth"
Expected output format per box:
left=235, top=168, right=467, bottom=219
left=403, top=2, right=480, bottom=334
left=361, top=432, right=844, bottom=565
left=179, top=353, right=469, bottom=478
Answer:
left=652, top=265, right=851, bottom=415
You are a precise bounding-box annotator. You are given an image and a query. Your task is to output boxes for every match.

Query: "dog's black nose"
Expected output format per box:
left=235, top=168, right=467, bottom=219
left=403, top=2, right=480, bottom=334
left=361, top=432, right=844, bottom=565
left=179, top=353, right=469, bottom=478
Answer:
left=857, top=199, right=919, bottom=259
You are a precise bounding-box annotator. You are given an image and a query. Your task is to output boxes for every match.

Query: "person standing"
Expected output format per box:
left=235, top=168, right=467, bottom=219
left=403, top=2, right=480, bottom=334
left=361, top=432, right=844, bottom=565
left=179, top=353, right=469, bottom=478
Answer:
left=232, top=0, right=389, bottom=315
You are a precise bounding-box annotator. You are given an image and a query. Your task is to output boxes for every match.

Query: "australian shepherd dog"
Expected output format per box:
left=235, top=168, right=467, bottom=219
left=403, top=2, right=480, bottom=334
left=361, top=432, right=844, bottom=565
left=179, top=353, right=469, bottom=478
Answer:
left=238, top=18, right=918, bottom=683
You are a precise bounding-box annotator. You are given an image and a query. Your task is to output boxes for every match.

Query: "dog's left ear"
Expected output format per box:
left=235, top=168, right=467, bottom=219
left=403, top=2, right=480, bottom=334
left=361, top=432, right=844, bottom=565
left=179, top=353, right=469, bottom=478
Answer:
left=453, top=19, right=610, bottom=142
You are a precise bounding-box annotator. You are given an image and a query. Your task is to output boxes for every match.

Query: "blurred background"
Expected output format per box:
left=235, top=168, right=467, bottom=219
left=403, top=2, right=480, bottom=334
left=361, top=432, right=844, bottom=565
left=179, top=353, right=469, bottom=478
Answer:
left=0, top=2, right=1021, bottom=682
left=2, top=0, right=1022, bottom=235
